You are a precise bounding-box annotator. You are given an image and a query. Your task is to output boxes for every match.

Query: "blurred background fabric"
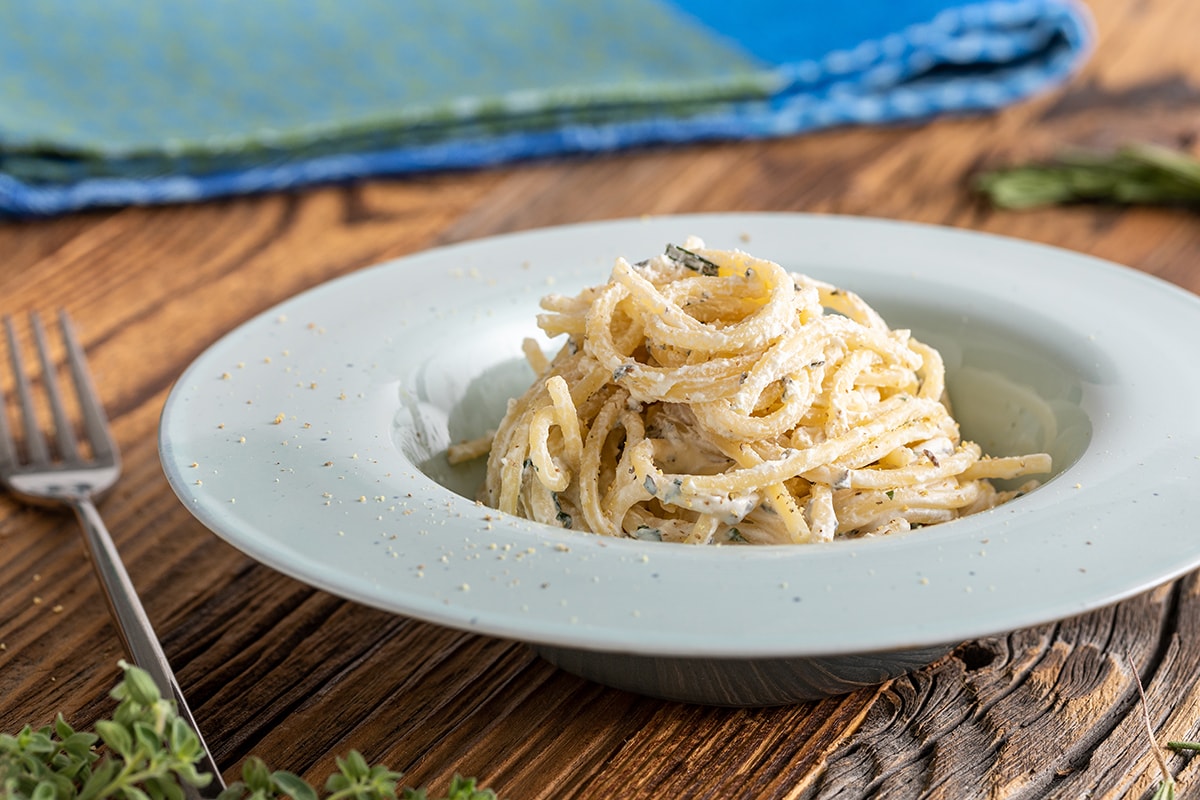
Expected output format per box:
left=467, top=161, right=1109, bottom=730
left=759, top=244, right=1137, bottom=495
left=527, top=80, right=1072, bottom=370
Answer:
left=0, top=0, right=1093, bottom=217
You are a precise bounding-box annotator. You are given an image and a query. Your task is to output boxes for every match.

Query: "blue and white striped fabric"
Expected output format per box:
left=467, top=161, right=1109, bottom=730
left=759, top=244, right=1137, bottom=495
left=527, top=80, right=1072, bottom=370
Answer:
left=0, top=0, right=1093, bottom=217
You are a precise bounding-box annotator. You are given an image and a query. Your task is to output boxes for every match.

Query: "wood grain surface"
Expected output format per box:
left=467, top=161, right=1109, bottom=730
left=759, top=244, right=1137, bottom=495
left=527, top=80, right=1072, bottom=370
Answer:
left=3, top=0, right=1199, bottom=797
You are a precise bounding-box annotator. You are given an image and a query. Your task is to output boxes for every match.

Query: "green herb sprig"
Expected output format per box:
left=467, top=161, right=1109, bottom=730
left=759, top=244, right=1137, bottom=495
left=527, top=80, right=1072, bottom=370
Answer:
left=1128, top=653, right=1200, bottom=800
left=975, top=142, right=1200, bottom=210
left=1149, top=741, right=1200, bottom=800
left=0, top=662, right=496, bottom=800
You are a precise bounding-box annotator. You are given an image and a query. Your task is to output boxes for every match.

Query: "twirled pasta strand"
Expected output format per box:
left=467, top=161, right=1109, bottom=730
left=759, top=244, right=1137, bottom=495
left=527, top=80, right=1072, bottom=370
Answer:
left=468, top=240, right=1052, bottom=545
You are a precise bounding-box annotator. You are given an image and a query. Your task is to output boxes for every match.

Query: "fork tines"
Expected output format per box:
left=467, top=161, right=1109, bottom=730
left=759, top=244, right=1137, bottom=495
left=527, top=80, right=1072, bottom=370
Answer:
left=1, top=310, right=115, bottom=471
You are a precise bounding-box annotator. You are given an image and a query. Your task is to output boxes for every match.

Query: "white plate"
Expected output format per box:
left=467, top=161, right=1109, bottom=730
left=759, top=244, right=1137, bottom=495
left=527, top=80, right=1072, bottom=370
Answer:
left=159, top=214, right=1200, bottom=704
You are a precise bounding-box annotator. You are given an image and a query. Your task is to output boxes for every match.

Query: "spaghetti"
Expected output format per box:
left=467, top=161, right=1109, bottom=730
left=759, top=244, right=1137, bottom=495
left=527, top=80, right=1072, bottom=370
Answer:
left=464, top=239, right=1051, bottom=545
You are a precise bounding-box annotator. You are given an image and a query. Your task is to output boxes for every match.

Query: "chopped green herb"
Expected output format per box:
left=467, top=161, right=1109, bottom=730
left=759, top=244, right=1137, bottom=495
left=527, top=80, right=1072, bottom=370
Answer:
left=664, top=244, right=721, bottom=276
left=552, top=492, right=573, bottom=529
left=612, top=364, right=634, bottom=381
left=660, top=477, right=684, bottom=503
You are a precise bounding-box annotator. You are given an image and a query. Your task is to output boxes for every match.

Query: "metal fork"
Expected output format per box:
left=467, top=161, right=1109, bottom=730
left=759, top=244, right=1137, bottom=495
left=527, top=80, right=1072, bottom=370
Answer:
left=0, top=310, right=225, bottom=797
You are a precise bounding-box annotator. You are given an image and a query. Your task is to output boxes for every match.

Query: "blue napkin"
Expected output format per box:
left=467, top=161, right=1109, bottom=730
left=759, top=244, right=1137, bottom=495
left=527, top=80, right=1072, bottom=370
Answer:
left=0, top=0, right=1093, bottom=217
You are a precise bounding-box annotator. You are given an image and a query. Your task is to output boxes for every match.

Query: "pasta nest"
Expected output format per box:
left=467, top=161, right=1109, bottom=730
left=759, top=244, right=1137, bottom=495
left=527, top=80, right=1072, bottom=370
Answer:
left=474, top=240, right=1050, bottom=545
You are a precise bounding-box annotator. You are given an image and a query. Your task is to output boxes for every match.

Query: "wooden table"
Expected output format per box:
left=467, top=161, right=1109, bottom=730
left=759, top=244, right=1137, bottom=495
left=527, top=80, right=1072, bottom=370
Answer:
left=2, top=0, right=1198, bottom=796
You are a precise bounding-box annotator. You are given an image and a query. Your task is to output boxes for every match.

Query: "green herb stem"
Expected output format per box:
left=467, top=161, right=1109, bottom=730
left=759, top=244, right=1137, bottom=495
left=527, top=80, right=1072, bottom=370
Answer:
left=975, top=143, right=1200, bottom=210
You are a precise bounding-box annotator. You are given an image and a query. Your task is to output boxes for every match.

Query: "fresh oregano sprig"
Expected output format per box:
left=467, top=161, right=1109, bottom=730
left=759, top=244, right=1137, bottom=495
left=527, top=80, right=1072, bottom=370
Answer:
left=0, top=662, right=496, bottom=800
left=975, top=142, right=1200, bottom=210
left=219, top=752, right=493, bottom=800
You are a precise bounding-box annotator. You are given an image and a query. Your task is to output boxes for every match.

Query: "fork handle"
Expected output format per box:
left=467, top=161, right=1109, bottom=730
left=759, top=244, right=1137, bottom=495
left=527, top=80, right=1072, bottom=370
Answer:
left=71, top=497, right=227, bottom=798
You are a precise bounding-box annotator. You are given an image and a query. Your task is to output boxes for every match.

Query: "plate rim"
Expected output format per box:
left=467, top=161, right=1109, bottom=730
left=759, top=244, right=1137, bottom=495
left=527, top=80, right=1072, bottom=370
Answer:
left=158, top=212, right=1200, bottom=659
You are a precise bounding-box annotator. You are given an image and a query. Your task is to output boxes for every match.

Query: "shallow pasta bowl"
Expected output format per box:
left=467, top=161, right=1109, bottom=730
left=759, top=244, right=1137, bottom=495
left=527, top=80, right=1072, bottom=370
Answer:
left=159, top=213, right=1200, bottom=706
